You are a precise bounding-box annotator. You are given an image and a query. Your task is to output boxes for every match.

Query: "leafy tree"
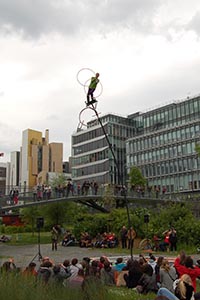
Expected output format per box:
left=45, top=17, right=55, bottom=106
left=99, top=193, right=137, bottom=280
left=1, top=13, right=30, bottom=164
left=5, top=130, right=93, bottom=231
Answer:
left=129, top=166, right=146, bottom=188
left=20, top=206, right=40, bottom=235
left=109, top=207, right=149, bottom=238
left=42, top=202, right=67, bottom=226
left=150, top=202, right=200, bottom=245
left=195, top=144, right=200, bottom=156
left=102, top=184, right=115, bottom=210
left=73, top=212, right=108, bottom=239
left=49, top=173, right=68, bottom=188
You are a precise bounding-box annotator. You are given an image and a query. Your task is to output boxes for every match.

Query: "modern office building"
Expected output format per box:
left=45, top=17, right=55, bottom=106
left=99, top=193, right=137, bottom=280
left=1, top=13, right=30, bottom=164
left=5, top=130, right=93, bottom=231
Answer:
left=20, top=129, right=63, bottom=189
left=71, top=95, right=200, bottom=193
left=71, top=114, right=138, bottom=185
left=9, top=151, right=20, bottom=188
left=126, top=95, right=200, bottom=193
left=0, top=162, right=10, bottom=195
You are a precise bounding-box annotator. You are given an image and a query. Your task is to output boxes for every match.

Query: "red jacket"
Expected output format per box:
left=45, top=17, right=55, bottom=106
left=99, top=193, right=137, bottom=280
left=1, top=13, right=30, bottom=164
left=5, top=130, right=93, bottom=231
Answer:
left=174, top=257, right=200, bottom=291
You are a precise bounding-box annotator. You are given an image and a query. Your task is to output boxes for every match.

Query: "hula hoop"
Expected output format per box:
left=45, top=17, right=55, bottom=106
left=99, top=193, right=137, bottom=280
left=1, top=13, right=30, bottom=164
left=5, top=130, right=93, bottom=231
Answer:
left=76, top=68, right=95, bottom=87
left=78, top=104, right=97, bottom=128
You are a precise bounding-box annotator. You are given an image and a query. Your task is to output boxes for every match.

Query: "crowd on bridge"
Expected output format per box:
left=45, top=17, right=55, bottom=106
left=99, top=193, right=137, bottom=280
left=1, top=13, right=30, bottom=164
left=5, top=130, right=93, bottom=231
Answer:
left=1, top=249, right=200, bottom=300
left=4, top=182, right=170, bottom=205
left=31, top=181, right=100, bottom=201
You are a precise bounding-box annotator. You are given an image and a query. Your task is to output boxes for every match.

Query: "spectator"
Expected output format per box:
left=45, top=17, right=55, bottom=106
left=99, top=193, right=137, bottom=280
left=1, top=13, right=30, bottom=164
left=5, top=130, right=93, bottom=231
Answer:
left=124, top=259, right=143, bottom=288
left=174, top=255, right=200, bottom=291
left=88, top=260, right=100, bottom=277
left=148, top=253, right=157, bottom=273
left=120, top=225, right=127, bottom=249
left=0, top=258, right=17, bottom=273
left=69, top=258, right=83, bottom=280
left=155, top=256, right=164, bottom=286
left=67, top=268, right=85, bottom=289
left=37, top=260, right=53, bottom=284
left=62, top=259, right=71, bottom=278
left=175, top=274, right=194, bottom=300
left=169, top=227, right=177, bottom=251
left=127, top=226, right=136, bottom=250
left=159, top=259, right=177, bottom=293
left=137, top=263, right=158, bottom=294
left=113, top=257, right=126, bottom=272
left=159, top=230, right=171, bottom=252
left=100, top=260, right=115, bottom=286
left=23, top=262, right=37, bottom=277
left=50, top=264, right=69, bottom=285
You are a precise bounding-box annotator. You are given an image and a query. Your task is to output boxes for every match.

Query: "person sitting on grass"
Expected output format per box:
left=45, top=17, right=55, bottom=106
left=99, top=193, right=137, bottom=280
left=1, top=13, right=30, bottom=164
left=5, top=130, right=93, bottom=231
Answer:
left=23, top=262, right=37, bottom=277
left=174, top=254, right=200, bottom=292
left=100, top=260, right=115, bottom=286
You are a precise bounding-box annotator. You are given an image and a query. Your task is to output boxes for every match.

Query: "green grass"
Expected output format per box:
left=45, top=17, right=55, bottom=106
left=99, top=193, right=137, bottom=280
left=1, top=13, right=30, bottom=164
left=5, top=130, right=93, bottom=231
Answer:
left=6, top=232, right=51, bottom=245
left=0, top=272, right=156, bottom=300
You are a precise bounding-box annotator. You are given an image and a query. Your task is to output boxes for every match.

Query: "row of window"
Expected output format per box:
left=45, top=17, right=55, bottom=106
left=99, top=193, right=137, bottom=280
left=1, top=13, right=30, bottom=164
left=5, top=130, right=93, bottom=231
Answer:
left=108, top=124, right=136, bottom=139
left=72, top=160, right=109, bottom=178
left=127, top=142, right=197, bottom=165
left=72, top=150, right=109, bottom=167
left=72, top=125, right=107, bottom=145
left=148, top=177, right=200, bottom=193
left=137, top=157, right=199, bottom=177
left=73, top=121, right=136, bottom=148
left=135, top=97, right=200, bottom=129
left=72, top=138, right=108, bottom=156
left=127, top=124, right=200, bottom=153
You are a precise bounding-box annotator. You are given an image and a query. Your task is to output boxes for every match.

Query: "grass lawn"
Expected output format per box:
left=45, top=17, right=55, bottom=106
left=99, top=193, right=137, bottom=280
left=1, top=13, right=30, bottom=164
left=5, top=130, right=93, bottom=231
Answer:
left=7, top=231, right=51, bottom=245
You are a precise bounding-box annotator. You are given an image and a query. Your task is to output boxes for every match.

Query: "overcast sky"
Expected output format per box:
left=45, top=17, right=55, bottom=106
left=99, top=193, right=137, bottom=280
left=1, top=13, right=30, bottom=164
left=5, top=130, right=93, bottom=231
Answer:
left=1, top=0, right=200, bottom=162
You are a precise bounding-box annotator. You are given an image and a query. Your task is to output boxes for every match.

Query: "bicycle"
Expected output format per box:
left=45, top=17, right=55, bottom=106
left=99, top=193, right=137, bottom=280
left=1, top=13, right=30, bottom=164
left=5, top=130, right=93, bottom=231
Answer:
left=139, top=237, right=159, bottom=252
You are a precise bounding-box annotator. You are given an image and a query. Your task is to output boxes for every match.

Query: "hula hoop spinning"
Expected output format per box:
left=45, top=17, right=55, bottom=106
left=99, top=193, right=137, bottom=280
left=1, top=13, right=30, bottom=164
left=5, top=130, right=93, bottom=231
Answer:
left=76, top=68, right=103, bottom=130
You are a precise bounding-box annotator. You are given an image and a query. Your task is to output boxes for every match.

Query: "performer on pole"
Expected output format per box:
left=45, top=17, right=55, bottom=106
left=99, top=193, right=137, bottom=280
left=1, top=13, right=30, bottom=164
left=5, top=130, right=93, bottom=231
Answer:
left=86, top=72, right=100, bottom=105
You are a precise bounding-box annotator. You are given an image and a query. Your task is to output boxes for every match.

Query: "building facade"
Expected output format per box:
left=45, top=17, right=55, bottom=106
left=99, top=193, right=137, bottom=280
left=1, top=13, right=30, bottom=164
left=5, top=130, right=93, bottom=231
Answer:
left=9, top=151, right=20, bottom=188
left=71, top=114, right=137, bottom=185
left=20, top=129, right=63, bottom=189
left=0, top=162, right=10, bottom=195
left=126, top=95, right=200, bottom=193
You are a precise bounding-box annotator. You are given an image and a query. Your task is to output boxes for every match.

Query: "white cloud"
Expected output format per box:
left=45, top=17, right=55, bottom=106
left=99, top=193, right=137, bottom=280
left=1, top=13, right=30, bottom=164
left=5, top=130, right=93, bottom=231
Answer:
left=1, top=0, right=200, bottom=162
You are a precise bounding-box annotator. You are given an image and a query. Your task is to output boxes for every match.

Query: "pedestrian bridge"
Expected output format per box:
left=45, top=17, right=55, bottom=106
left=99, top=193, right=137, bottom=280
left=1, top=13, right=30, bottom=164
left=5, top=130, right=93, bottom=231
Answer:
left=0, top=189, right=196, bottom=214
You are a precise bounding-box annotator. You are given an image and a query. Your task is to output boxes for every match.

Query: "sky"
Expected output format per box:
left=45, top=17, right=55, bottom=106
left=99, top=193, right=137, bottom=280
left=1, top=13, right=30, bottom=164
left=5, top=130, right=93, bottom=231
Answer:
left=1, top=0, right=200, bottom=162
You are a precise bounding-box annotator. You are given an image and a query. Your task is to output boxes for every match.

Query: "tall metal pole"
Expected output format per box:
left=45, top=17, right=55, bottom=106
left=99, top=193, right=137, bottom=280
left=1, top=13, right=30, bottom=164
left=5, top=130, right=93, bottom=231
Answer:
left=91, top=105, right=133, bottom=259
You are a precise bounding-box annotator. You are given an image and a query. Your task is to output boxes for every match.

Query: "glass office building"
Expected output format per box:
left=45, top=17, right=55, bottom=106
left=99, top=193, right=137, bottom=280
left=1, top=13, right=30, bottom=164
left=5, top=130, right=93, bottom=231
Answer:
left=126, top=95, right=200, bottom=192
left=71, top=114, right=137, bottom=185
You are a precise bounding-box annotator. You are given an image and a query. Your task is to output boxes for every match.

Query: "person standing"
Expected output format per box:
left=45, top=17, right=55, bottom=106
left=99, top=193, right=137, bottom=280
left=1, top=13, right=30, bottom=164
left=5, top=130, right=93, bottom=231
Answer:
left=120, top=225, right=128, bottom=249
left=51, top=225, right=59, bottom=251
left=127, top=227, right=136, bottom=250
left=87, top=73, right=100, bottom=105
left=169, top=227, right=177, bottom=251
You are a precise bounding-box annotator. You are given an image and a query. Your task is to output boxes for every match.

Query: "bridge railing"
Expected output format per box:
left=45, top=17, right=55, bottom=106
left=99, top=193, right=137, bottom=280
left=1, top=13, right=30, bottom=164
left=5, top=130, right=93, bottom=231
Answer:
left=0, top=185, right=187, bottom=209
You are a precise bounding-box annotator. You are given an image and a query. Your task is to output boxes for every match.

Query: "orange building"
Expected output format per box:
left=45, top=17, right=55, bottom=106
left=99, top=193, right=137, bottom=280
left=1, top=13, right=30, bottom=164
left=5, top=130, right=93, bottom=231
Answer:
left=20, top=129, right=63, bottom=189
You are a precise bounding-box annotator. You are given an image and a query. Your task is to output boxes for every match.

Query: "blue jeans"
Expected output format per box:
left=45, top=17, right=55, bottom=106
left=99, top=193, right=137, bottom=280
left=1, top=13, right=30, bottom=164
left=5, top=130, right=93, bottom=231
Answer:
left=157, top=288, right=179, bottom=300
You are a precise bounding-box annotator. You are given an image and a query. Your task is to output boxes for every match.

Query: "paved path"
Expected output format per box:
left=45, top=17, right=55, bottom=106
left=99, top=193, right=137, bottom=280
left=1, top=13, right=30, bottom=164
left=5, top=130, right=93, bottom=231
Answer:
left=0, top=243, right=132, bottom=269
left=1, top=243, right=194, bottom=270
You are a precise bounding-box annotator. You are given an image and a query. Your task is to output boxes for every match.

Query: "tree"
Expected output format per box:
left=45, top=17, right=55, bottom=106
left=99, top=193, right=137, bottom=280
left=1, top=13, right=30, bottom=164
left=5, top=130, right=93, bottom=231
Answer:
left=20, top=206, right=40, bottom=235
left=102, top=184, right=115, bottom=210
left=195, top=144, right=200, bottom=156
left=129, top=166, right=146, bottom=188
left=49, top=173, right=68, bottom=188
